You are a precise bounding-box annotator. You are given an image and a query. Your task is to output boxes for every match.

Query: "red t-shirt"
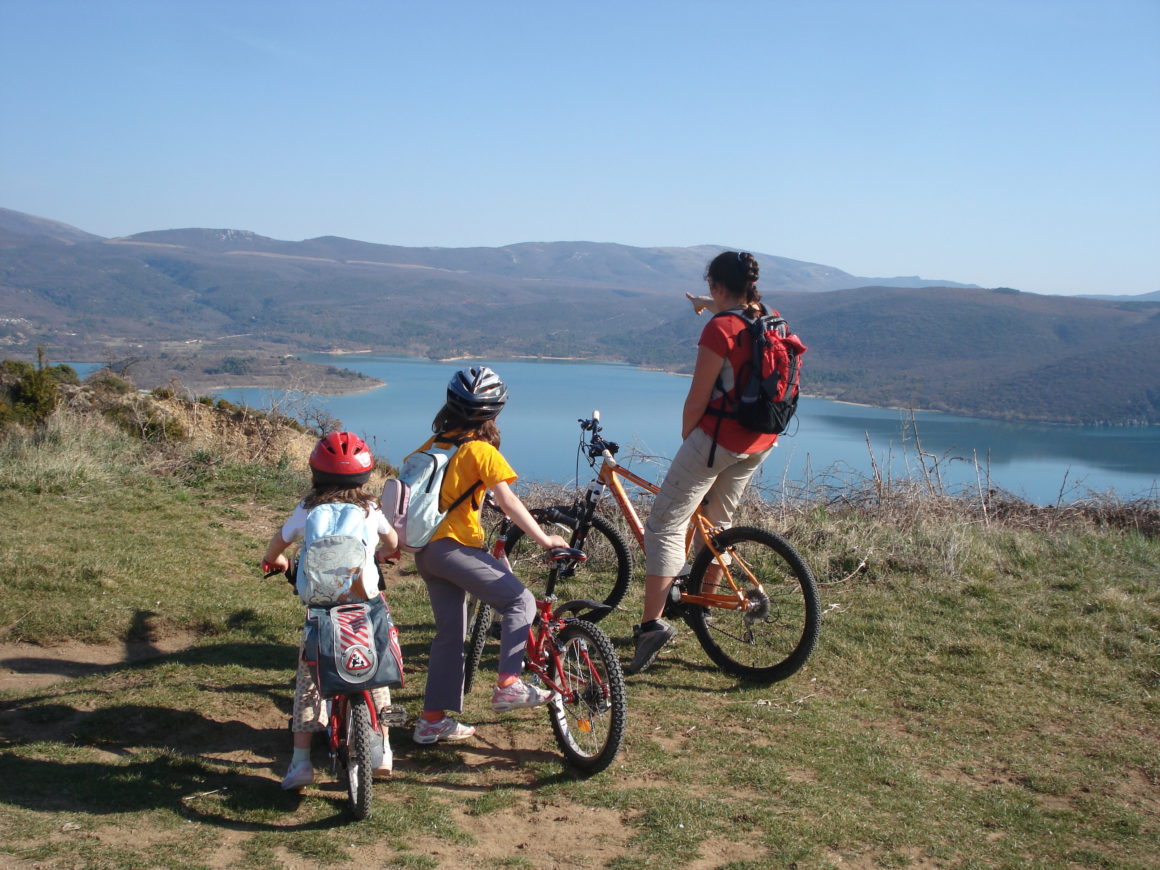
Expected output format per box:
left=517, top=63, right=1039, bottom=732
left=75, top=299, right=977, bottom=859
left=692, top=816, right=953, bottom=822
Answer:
left=697, top=309, right=780, bottom=455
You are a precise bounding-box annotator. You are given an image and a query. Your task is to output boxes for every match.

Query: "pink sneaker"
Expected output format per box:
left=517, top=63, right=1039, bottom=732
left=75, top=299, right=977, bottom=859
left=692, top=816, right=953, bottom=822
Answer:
left=491, top=678, right=554, bottom=711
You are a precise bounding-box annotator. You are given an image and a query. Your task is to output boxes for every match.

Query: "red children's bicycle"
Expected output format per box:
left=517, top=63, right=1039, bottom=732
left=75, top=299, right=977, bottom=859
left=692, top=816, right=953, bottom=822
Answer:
left=464, top=543, right=627, bottom=774
left=265, top=567, right=405, bottom=819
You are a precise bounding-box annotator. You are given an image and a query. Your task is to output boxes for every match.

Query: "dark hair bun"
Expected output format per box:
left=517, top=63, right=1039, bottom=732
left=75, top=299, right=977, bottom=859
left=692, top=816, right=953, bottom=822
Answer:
left=705, top=250, right=761, bottom=302
left=738, top=251, right=759, bottom=288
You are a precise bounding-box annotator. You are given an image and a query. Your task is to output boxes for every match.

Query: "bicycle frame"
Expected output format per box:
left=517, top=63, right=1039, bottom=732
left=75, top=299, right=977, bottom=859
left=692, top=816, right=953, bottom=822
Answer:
left=488, top=532, right=612, bottom=712
left=577, top=418, right=766, bottom=615
left=526, top=597, right=610, bottom=707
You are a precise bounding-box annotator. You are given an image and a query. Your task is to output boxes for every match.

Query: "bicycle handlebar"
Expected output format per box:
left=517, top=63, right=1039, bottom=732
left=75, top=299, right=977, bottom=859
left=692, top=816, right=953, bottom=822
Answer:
left=578, top=413, right=618, bottom=463
left=262, top=562, right=297, bottom=591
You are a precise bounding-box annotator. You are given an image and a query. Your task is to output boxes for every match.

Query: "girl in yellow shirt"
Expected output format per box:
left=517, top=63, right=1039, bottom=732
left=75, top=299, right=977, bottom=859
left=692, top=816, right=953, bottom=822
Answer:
left=407, top=366, right=568, bottom=745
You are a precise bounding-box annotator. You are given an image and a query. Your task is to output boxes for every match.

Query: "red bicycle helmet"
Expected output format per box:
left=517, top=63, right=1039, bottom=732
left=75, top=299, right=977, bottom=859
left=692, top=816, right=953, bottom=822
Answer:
left=309, top=431, right=374, bottom=487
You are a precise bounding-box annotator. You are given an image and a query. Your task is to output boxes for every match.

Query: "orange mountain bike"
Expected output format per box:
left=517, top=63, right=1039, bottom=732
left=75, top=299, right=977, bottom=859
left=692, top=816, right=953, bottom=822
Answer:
left=501, top=412, right=821, bottom=682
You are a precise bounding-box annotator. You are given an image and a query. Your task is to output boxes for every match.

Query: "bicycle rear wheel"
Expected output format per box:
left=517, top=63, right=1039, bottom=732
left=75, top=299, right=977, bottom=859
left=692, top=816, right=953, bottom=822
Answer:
left=547, top=620, right=626, bottom=774
left=504, top=507, right=632, bottom=623
left=463, top=600, right=494, bottom=695
left=338, top=694, right=375, bottom=819
left=685, top=526, right=820, bottom=682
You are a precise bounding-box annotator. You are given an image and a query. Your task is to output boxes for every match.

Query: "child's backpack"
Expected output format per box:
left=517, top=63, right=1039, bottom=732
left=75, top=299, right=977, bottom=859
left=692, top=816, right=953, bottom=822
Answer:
left=382, top=438, right=481, bottom=553
left=304, top=593, right=405, bottom=694
left=712, top=308, right=808, bottom=436
left=297, top=502, right=376, bottom=605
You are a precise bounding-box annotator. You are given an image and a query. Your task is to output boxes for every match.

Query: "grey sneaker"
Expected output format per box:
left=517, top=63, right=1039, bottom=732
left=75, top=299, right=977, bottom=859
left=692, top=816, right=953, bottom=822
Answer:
left=412, top=716, right=476, bottom=745
left=625, top=619, right=677, bottom=675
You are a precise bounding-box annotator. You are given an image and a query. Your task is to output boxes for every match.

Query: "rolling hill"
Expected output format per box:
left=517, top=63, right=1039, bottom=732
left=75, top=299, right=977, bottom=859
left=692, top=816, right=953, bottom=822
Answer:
left=1, top=207, right=1157, bottom=425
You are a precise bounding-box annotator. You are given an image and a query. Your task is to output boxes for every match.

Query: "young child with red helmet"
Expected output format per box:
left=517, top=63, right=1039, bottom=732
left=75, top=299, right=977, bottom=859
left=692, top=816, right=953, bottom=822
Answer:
left=261, top=431, right=399, bottom=790
left=404, top=366, right=570, bottom=745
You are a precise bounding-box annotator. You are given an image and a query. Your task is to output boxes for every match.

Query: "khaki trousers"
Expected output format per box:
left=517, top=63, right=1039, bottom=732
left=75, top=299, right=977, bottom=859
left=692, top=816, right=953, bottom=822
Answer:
left=643, top=427, right=772, bottom=577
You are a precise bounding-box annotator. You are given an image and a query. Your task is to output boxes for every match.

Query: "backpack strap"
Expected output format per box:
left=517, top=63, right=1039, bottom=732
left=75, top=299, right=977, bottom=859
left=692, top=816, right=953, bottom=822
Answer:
left=432, top=432, right=484, bottom=516
left=445, top=480, right=483, bottom=513
left=704, top=309, right=755, bottom=418
left=702, top=308, right=762, bottom=466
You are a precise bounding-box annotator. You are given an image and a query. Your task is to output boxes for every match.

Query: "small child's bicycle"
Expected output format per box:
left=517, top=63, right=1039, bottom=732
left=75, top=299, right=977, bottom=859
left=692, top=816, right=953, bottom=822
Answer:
left=265, top=566, right=406, bottom=819
left=464, top=542, right=627, bottom=774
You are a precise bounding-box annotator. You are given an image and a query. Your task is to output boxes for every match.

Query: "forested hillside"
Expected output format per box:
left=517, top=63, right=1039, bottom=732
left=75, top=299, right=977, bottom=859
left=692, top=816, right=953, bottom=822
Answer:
left=2, top=208, right=1157, bottom=425
left=756, top=287, right=1160, bottom=426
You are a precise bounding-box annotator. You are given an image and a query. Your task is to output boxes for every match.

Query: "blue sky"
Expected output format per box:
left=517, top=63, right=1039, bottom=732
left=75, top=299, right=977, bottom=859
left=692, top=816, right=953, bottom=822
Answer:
left=1, top=0, right=1157, bottom=295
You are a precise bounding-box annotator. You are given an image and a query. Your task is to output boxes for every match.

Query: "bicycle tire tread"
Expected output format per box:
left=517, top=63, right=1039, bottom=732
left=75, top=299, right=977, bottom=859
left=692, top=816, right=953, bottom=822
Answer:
left=685, top=525, right=821, bottom=682
left=548, top=619, right=627, bottom=774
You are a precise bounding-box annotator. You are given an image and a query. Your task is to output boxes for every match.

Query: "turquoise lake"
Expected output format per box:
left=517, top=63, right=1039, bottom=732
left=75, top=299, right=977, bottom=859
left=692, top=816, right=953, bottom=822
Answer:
left=209, top=354, right=1160, bottom=507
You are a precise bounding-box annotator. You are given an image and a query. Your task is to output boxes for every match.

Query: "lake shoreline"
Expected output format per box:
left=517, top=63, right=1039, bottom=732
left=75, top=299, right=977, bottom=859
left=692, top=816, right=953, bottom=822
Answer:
left=212, top=356, right=1160, bottom=504
left=307, top=349, right=952, bottom=421
left=304, top=349, right=1160, bottom=430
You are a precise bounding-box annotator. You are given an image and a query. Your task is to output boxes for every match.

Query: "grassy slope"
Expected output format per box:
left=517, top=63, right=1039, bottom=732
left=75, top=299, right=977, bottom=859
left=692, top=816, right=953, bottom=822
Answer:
left=0, top=404, right=1157, bottom=869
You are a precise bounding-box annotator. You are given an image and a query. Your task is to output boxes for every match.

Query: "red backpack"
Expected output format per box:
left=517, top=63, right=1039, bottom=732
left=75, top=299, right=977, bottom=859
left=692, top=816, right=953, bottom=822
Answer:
left=707, top=308, right=807, bottom=458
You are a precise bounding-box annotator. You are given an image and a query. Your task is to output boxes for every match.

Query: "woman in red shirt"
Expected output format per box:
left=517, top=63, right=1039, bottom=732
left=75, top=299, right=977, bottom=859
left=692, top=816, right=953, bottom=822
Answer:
left=626, top=251, right=779, bottom=674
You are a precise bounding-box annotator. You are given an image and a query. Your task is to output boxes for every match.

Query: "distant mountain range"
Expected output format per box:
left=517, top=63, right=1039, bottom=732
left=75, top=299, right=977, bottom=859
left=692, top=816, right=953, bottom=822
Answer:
left=1079, top=290, right=1160, bottom=302
left=1, top=207, right=1158, bottom=425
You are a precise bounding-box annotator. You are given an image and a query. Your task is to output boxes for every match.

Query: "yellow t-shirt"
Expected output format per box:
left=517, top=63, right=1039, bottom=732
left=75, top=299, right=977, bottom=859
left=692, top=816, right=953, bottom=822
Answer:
left=415, top=434, right=516, bottom=549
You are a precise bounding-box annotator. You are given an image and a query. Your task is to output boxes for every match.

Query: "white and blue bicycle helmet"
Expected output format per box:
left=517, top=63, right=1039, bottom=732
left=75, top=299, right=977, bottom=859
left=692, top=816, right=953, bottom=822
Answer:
left=446, top=366, right=508, bottom=422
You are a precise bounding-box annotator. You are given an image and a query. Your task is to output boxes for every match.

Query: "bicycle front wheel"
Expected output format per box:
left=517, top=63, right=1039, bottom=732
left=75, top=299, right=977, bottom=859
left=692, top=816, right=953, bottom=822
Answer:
left=339, top=694, right=375, bottom=819
left=463, top=599, right=494, bottom=695
left=685, top=526, right=820, bottom=682
left=504, top=507, right=632, bottom=623
left=547, top=620, right=627, bottom=774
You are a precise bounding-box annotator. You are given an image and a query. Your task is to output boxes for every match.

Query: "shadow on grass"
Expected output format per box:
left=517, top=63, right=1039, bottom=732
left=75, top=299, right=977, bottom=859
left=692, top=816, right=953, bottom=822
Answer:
left=0, top=639, right=299, bottom=694
left=0, top=656, right=364, bottom=829
left=1, top=643, right=589, bottom=831
left=1, top=604, right=603, bottom=827
left=0, top=751, right=360, bottom=831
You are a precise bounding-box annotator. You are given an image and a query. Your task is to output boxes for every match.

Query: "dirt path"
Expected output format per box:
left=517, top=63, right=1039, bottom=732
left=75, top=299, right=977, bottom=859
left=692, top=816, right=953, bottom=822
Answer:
left=0, top=633, right=202, bottom=692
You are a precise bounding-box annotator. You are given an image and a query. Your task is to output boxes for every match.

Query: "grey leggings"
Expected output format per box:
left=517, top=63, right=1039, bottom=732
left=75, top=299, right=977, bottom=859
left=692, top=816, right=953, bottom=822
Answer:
left=414, top=537, right=536, bottom=713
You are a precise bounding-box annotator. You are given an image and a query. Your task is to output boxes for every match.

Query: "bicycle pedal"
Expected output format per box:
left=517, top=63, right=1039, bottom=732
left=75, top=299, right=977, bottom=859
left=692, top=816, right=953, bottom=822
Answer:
left=378, top=704, right=408, bottom=727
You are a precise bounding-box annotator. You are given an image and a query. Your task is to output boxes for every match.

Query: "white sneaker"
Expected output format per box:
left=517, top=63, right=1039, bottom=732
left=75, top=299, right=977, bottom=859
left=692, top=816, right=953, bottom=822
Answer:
left=280, top=758, right=314, bottom=790
left=412, top=716, right=476, bottom=745
left=374, top=733, right=393, bottom=777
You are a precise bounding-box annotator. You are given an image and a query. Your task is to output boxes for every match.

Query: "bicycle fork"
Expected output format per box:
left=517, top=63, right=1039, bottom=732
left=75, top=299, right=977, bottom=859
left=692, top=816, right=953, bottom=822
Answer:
left=527, top=612, right=610, bottom=728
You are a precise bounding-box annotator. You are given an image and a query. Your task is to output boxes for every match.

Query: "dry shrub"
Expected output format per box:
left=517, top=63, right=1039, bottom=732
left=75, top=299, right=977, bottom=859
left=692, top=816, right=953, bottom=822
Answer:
left=0, top=404, right=140, bottom=493
left=152, top=394, right=316, bottom=468
left=53, top=378, right=318, bottom=478
left=510, top=453, right=1159, bottom=597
